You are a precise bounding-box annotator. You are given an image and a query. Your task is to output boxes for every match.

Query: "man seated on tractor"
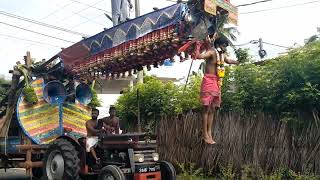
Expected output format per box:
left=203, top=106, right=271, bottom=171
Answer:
left=102, top=106, right=121, bottom=134
left=85, top=108, right=105, bottom=164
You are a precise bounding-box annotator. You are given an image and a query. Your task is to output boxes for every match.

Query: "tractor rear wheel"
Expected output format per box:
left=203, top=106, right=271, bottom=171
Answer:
left=43, top=139, right=81, bottom=180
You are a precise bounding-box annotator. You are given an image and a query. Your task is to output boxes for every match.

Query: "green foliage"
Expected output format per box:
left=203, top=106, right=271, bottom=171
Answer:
left=177, top=163, right=205, bottom=180
left=222, top=42, right=320, bottom=115
left=89, top=88, right=102, bottom=108
left=220, top=164, right=236, bottom=180
left=179, top=165, right=320, bottom=180
left=23, top=86, right=38, bottom=104
left=235, top=48, right=253, bottom=64
left=0, top=78, right=10, bottom=102
left=178, top=75, right=202, bottom=113
left=306, top=35, right=319, bottom=44
left=115, top=76, right=202, bottom=130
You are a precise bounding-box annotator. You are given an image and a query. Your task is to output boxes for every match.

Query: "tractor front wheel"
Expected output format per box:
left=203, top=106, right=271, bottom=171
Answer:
left=43, top=139, right=81, bottom=180
left=98, top=165, right=125, bottom=180
left=160, top=161, right=176, bottom=180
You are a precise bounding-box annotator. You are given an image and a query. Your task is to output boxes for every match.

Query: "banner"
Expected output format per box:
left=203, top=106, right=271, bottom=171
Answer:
left=204, top=0, right=238, bottom=25
left=204, top=0, right=217, bottom=16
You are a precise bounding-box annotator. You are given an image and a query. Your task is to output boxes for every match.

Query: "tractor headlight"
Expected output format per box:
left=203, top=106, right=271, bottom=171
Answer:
left=152, top=153, right=159, bottom=161
left=134, top=154, right=144, bottom=163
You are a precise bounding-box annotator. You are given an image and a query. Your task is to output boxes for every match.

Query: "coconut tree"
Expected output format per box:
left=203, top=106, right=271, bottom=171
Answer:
left=216, top=14, right=239, bottom=48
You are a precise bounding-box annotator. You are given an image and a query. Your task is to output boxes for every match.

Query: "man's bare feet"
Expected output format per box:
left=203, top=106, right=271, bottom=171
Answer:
left=210, top=140, right=216, bottom=145
left=208, top=134, right=216, bottom=144
left=203, top=137, right=212, bottom=144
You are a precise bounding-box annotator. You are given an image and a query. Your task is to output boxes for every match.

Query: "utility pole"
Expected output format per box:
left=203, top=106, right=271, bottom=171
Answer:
left=135, top=0, right=142, bottom=133
left=134, top=0, right=143, bottom=84
left=135, top=0, right=140, bottom=17
left=258, top=38, right=267, bottom=59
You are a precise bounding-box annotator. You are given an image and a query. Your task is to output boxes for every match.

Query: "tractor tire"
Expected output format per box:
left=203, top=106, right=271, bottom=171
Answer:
left=160, top=161, right=176, bottom=180
left=43, top=139, right=81, bottom=180
left=98, top=165, right=125, bottom=180
left=32, top=167, right=43, bottom=179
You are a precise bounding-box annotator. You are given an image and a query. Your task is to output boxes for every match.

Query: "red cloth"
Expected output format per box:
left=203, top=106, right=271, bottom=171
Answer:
left=200, top=74, right=221, bottom=107
left=178, top=40, right=211, bottom=60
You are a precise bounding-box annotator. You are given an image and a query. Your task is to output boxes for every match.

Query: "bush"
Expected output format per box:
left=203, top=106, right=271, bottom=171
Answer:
left=115, top=75, right=203, bottom=130
left=222, top=42, right=320, bottom=115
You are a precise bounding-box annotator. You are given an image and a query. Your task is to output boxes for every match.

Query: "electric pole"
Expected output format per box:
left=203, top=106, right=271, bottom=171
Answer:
left=135, top=0, right=144, bottom=84
left=135, top=0, right=140, bottom=17
left=135, top=0, right=142, bottom=133
left=258, top=38, right=267, bottom=59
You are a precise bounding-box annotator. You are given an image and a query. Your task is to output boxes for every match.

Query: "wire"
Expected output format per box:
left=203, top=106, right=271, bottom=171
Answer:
left=234, top=41, right=253, bottom=46
left=235, top=40, right=290, bottom=49
left=0, top=10, right=89, bottom=37
left=241, top=0, right=320, bottom=14
left=56, top=0, right=106, bottom=29
left=72, top=11, right=107, bottom=27
left=263, top=42, right=290, bottom=49
left=237, top=0, right=272, bottom=7
left=70, top=14, right=107, bottom=29
left=68, top=0, right=112, bottom=14
left=0, top=22, right=76, bottom=43
left=40, top=2, right=77, bottom=20
left=0, top=34, right=60, bottom=48
left=0, top=34, right=61, bottom=48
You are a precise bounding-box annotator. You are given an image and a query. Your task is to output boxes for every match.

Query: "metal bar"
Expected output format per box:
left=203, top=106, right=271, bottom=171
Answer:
left=16, top=145, right=47, bottom=150
left=17, top=161, right=43, bottom=168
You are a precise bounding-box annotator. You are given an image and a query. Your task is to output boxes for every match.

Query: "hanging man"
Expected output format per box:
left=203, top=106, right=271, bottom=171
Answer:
left=196, top=27, right=239, bottom=144
left=111, top=0, right=133, bottom=26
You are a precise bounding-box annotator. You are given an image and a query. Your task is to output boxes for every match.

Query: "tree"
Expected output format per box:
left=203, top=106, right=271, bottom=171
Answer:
left=0, top=78, right=11, bottom=102
left=306, top=35, right=319, bottom=44
left=234, top=48, right=253, bottom=64
left=216, top=14, right=239, bottom=48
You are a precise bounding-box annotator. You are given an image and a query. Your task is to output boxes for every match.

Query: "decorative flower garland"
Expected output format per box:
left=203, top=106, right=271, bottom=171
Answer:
left=216, top=49, right=225, bottom=88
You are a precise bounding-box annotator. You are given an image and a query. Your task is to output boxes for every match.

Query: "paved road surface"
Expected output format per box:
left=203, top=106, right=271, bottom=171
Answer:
left=0, top=169, right=30, bottom=180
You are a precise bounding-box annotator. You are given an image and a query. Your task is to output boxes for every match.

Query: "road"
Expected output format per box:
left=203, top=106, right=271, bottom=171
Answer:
left=0, top=169, right=30, bottom=180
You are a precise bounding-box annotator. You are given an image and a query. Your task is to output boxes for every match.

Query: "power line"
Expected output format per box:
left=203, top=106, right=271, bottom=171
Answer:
left=0, top=10, right=89, bottom=37
left=263, top=42, right=290, bottom=49
left=68, top=0, right=111, bottom=14
left=237, top=0, right=272, bottom=7
left=40, top=2, right=76, bottom=20
left=235, top=40, right=290, bottom=49
left=241, top=0, right=320, bottom=14
left=0, top=34, right=61, bottom=48
left=55, top=0, right=106, bottom=29
left=0, top=22, right=75, bottom=43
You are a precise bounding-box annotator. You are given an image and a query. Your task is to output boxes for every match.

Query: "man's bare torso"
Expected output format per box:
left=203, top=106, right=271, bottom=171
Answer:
left=204, top=48, right=218, bottom=75
left=86, top=119, right=97, bottom=136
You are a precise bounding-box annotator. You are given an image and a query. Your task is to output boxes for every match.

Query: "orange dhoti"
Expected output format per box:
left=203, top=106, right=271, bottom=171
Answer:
left=200, top=74, right=221, bottom=107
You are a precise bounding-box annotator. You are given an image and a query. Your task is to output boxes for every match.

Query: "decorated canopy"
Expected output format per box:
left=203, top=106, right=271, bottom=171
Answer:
left=59, top=3, right=187, bottom=78
left=57, top=1, right=238, bottom=79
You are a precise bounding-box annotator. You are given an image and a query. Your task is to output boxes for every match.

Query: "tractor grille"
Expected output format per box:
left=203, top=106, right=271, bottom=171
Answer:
left=134, top=149, right=156, bottom=162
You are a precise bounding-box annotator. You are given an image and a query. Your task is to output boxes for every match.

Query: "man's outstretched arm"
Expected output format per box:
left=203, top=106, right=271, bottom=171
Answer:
left=225, top=57, right=240, bottom=65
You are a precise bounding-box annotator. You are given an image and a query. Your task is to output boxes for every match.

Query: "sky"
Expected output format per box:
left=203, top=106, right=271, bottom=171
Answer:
left=0, top=0, right=319, bottom=78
